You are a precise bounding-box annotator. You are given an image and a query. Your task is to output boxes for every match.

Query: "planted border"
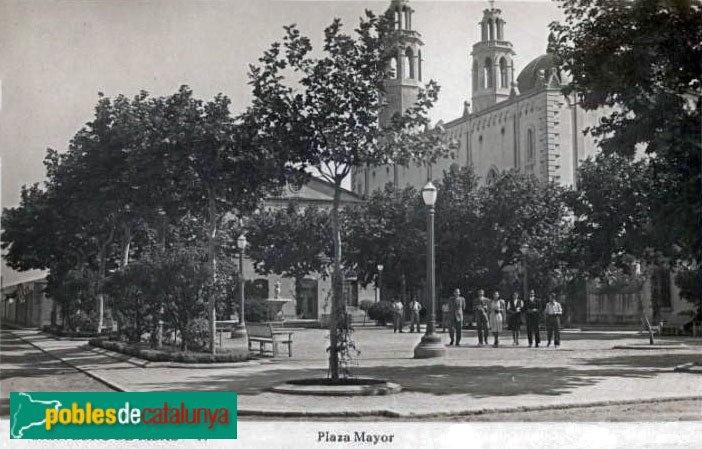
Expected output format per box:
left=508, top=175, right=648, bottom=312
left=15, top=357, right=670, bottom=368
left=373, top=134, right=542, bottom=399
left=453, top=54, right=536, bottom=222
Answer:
left=89, top=338, right=249, bottom=363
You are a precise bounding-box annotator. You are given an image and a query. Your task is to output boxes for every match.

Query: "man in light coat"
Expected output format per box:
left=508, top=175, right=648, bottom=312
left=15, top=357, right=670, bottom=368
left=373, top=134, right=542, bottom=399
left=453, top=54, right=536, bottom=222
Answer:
left=392, top=298, right=404, bottom=333
left=408, top=298, right=422, bottom=333
left=448, top=288, right=467, bottom=346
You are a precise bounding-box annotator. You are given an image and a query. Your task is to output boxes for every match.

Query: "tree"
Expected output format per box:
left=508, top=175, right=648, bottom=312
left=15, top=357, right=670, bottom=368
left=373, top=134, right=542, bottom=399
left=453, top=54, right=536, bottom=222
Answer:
left=244, top=202, right=333, bottom=281
left=248, top=10, right=456, bottom=380
left=567, top=154, right=654, bottom=277
left=434, top=165, right=481, bottom=298
left=102, top=262, right=160, bottom=343
left=150, top=86, right=297, bottom=353
left=344, top=183, right=426, bottom=303
left=549, top=0, right=702, bottom=268
left=347, top=167, right=572, bottom=307
left=473, top=171, right=572, bottom=296
left=3, top=86, right=297, bottom=350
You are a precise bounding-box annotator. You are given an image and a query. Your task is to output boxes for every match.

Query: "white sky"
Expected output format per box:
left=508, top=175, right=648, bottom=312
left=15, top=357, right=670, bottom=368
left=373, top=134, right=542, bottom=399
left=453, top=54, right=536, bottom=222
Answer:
left=0, top=0, right=562, bottom=284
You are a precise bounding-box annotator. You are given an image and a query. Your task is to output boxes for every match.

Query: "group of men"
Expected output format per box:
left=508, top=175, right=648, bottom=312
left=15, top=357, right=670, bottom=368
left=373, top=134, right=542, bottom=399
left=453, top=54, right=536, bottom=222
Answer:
left=390, top=288, right=563, bottom=348
left=444, top=288, right=563, bottom=348
left=391, top=297, right=423, bottom=333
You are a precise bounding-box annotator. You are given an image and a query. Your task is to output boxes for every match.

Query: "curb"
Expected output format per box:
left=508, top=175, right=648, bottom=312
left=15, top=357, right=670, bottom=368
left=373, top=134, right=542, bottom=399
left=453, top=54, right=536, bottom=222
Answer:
left=87, top=343, right=272, bottom=369
left=269, top=379, right=402, bottom=396
left=675, top=363, right=702, bottom=374
left=7, top=330, right=127, bottom=393
left=612, top=344, right=689, bottom=350
left=238, top=395, right=702, bottom=419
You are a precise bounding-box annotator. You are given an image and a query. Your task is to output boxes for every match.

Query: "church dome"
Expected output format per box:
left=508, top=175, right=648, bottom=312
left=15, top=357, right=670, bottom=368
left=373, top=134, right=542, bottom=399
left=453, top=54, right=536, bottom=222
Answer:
left=516, top=53, right=556, bottom=93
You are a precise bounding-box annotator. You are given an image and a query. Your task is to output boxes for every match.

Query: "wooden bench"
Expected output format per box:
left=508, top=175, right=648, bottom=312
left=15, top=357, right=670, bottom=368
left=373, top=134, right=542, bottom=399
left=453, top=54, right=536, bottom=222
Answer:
left=660, top=315, right=692, bottom=337
left=247, top=323, right=294, bottom=357
left=215, top=320, right=238, bottom=347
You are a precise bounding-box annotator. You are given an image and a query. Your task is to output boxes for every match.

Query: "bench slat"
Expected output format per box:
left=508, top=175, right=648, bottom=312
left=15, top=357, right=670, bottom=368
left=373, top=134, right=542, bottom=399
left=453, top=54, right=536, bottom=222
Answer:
left=245, top=323, right=294, bottom=357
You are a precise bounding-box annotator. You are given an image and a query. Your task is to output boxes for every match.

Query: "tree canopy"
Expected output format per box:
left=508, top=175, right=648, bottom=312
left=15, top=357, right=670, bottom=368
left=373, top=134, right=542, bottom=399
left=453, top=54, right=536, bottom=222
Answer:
left=246, top=9, right=456, bottom=380
left=549, top=0, right=702, bottom=267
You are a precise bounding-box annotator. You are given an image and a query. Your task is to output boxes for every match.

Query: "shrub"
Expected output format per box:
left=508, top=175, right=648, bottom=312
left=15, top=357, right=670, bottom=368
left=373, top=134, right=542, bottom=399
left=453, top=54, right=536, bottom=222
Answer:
left=359, top=300, right=374, bottom=313
left=367, top=301, right=394, bottom=326
left=184, top=317, right=210, bottom=350
left=245, top=297, right=269, bottom=323
left=42, top=325, right=114, bottom=339
left=89, top=338, right=248, bottom=363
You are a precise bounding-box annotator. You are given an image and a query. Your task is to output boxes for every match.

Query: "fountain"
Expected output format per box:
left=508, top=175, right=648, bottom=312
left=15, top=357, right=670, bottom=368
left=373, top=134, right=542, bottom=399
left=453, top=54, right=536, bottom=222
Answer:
left=265, top=281, right=294, bottom=322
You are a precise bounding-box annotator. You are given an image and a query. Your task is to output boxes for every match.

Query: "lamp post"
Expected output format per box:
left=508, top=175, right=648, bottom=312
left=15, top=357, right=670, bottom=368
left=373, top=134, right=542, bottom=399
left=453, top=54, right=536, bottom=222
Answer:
left=232, top=234, right=248, bottom=339
left=376, top=264, right=384, bottom=303
left=520, top=243, right=529, bottom=301
left=633, top=262, right=655, bottom=345
left=414, top=181, right=446, bottom=359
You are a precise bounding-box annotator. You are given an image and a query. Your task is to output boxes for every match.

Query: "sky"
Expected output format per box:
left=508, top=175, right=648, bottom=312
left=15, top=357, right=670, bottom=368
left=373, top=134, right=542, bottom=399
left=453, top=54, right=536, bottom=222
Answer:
left=0, top=0, right=563, bottom=284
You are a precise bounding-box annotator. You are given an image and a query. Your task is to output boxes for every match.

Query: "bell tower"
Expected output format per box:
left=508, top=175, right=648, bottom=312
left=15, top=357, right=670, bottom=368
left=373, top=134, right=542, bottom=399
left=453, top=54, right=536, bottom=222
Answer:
left=471, top=4, right=515, bottom=113
left=380, top=0, right=424, bottom=126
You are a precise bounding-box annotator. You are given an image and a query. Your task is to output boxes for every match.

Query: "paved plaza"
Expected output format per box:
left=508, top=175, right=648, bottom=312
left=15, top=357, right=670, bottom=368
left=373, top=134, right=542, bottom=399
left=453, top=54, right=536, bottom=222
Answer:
left=2, top=327, right=701, bottom=419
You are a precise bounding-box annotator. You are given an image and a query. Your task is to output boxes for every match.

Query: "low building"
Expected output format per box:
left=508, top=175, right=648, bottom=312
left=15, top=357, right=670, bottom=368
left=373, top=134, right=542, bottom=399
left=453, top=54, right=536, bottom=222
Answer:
left=242, top=176, right=375, bottom=325
left=1, top=275, right=52, bottom=328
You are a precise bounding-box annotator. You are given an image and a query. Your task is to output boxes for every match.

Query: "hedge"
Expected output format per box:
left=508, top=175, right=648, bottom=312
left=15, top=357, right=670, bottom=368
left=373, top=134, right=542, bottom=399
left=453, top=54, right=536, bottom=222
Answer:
left=42, top=325, right=117, bottom=339
left=89, top=338, right=249, bottom=363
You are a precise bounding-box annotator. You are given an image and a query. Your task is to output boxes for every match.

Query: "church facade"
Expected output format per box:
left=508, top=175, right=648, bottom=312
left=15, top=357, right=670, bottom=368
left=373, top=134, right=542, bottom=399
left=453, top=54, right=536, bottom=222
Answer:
left=351, top=0, right=692, bottom=327
left=352, top=3, right=602, bottom=194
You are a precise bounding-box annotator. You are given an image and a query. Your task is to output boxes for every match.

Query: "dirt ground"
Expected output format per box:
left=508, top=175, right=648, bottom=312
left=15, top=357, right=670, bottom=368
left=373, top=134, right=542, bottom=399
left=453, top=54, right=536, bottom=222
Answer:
left=442, top=398, right=702, bottom=422
left=244, top=399, right=702, bottom=422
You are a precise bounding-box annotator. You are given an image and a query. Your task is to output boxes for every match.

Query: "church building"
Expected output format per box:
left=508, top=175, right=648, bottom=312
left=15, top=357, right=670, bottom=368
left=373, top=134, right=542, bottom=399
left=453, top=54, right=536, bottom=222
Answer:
left=353, top=1, right=601, bottom=194
left=351, top=0, right=692, bottom=327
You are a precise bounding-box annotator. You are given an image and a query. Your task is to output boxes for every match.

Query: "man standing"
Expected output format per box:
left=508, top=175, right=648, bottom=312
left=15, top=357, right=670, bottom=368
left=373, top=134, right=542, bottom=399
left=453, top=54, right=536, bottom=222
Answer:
left=448, top=288, right=466, bottom=346
left=441, top=300, right=450, bottom=332
left=474, top=289, right=490, bottom=345
left=409, top=297, right=422, bottom=333
left=524, top=289, right=542, bottom=348
left=544, top=293, right=563, bottom=348
left=392, top=298, right=404, bottom=333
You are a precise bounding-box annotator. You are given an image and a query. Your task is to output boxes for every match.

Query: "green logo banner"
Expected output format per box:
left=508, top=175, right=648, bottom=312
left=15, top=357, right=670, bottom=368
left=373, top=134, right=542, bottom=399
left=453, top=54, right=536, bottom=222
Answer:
left=10, top=392, right=237, bottom=440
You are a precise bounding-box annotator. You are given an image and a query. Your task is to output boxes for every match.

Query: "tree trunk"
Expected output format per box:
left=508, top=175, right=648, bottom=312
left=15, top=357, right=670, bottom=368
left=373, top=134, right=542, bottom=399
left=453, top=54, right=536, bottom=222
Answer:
left=207, top=187, right=218, bottom=354
left=400, top=272, right=407, bottom=304
left=121, top=224, right=132, bottom=268
left=158, top=211, right=168, bottom=251
left=96, top=226, right=115, bottom=334
left=328, top=182, right=343, bottom=381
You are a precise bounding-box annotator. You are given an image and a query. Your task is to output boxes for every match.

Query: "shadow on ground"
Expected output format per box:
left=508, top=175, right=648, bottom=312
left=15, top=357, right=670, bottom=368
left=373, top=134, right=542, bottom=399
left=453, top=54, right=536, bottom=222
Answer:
left=134, top=364, right=656, bottom=398
left=577, top=353, right=702, bottom=369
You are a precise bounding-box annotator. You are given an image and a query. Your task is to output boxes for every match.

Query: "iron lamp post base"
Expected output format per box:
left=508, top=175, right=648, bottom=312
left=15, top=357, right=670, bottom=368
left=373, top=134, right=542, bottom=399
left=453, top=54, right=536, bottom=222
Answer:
left=413, top=332, right=446, bottom=359
left=230, top=325, right=248, bottom=339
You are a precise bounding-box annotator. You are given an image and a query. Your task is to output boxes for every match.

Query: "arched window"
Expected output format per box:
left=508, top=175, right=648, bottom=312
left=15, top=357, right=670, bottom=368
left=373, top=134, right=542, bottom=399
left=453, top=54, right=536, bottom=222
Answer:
left=488, top=18, right=495, bottom=41
left=472, top=61, right=479, bottom=92
left=404, top=8, right=411, bottom=30
left=527, top=128, right=536, bottom=162
left=481, top=22, right=488, bottom=41
left=484, top=58, right=493, bottom=89
left=389, top=57, right=398, bottom=79
left=499, top=58, right=509, bottom=88
left=395, top=10, right=401, bottom=29
left=404, top=47, right=414, bottom=79
left=497, top=20, right=504, bottom=40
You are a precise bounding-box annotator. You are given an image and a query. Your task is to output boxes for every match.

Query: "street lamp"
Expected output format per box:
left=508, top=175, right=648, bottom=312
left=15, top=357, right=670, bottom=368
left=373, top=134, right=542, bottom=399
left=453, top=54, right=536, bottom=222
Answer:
left=633, top=261, right=655, bottom=345
left=414, top=181, right=446, bottom=358
left=376, top=264, right=384, bottom=303
left=232, top=234, right=248, bottom=339
left=520, top=243, right=529, bottom=301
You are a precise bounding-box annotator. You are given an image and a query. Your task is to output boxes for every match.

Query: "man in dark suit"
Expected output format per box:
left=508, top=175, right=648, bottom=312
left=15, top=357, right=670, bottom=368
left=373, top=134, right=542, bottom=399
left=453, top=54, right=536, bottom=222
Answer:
left=448, top=288, right=467, bottom=346
left=524, top=289, right=542, bottom=348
